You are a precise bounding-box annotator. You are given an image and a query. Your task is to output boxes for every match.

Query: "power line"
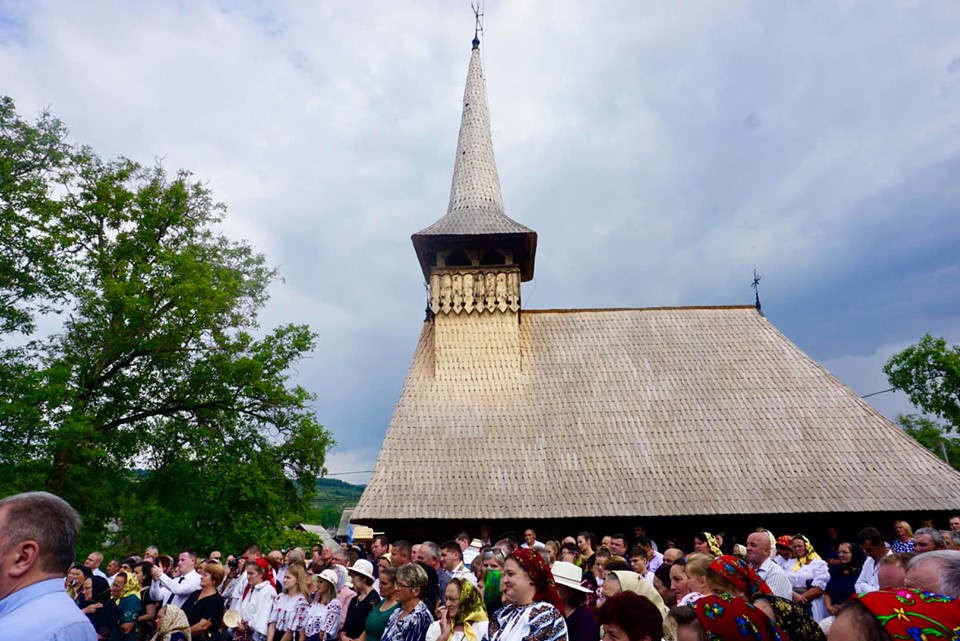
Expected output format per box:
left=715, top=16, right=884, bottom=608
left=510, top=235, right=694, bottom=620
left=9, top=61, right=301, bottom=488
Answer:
left=325, top=470, right=374, bottom=476
left=861, top=387, right=896, bottom=399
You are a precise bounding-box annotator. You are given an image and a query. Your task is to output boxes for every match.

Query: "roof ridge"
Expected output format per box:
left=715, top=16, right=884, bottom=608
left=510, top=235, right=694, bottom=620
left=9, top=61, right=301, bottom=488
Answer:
left=522, top=305, right=760, bottom=314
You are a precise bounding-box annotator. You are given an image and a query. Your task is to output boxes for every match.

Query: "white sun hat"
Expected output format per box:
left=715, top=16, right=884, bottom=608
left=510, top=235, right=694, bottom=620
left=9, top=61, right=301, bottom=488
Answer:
left=551, top=561, right=591, bottom=593
left=348, top=559, right=376, bottom=581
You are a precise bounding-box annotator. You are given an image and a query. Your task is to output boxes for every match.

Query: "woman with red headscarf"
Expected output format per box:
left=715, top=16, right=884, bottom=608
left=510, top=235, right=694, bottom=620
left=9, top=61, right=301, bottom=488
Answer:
left=828, top=589, right=960, bottom=641
left=483, top=549, right=568, bottom=641
left=670, top=594, right=786, bottom=641
left=237, top=558, right=278, bottom=641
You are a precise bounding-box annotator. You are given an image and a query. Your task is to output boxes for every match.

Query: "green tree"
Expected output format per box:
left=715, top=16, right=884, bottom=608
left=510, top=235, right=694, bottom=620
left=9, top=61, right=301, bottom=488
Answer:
left=884, top=334, right=960, bottom=431
left=0, top=96, right=72, bottom=335
left=897, top=414, right=960, bottom=472
left=0, top=98, right=333, bottom=552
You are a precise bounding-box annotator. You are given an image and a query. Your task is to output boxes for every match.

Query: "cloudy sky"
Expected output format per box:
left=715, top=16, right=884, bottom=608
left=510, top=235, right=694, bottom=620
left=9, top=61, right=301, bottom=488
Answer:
left=3, top=1, right=959, bottom=484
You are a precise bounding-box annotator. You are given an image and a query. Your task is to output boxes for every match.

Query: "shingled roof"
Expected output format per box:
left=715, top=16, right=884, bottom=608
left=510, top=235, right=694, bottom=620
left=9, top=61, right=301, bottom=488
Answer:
left=352, top=306, right=960, bottom=521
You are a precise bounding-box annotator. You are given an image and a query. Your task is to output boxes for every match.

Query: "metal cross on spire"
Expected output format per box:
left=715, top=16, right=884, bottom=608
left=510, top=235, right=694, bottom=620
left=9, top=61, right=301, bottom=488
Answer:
left=471, top=0, right=484, bottom=49
left=752, top=269, right=763, bottom=314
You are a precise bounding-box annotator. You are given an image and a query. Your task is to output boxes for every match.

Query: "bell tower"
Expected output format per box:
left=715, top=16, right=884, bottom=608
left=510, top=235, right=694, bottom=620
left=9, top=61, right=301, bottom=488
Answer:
left=411, top=36, right=536, bottom=377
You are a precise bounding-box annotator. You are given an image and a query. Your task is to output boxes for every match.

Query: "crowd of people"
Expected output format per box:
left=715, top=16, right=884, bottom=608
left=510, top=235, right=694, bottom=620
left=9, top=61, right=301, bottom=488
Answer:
left=3, top=491, right=960, bottom=641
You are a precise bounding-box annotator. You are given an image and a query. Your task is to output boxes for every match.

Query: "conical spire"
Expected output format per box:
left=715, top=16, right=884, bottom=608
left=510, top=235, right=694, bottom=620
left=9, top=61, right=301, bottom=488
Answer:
left=446, top=41, right=505, bottom=219
left=412, top=38, right=537, bottom=282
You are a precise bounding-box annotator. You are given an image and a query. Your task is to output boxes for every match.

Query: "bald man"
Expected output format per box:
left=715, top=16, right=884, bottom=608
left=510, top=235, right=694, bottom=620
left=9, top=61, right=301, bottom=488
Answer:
left=745, top=531, right=793, bottom=599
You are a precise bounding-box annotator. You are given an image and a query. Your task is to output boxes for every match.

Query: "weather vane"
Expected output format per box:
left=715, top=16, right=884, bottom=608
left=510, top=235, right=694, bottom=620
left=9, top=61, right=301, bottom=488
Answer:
left=752, top=269, right=762, bottom=314
left=471, top=0, right=484, bottom=48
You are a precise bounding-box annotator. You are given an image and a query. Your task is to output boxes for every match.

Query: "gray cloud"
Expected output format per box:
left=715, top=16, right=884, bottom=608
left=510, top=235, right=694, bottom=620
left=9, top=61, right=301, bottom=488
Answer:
left=3, top=0, right=959, bottom=483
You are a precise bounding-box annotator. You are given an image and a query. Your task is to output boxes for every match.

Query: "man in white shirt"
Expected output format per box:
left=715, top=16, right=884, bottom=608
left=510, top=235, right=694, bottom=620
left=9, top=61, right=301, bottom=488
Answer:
left=151, top=548, right=202, bottom=607
left=105, top=558, right=121, bottom=586
left=855, top=527, right=891, bottom=594
left=635, top=536, right=663, bottom=573
left=628, top=548, right=656, bottom=584
left=521, top=529, right=544, bottom=550
left=440, top=541, right=478, bottom=586
left=83, top=552, right=108, bottom=580
left=745, top=531, right=793, bottom=599
left=223, top=543, right=263, bottom=612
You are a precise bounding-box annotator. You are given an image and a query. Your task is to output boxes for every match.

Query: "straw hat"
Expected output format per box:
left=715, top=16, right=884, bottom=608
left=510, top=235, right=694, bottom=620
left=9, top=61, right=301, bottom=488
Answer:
left=551, top=561, right=591, bottom=593
left=348, top=559, right=376, bottom=581
left=318, top=569, right=339, bottom=590
left=222, top=609, right=241, bottom=628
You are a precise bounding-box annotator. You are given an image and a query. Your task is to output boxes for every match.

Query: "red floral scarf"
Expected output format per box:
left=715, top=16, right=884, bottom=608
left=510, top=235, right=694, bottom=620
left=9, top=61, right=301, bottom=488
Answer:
left=855, top=589, right=960, bottom=640
left=691, top=594, right=786, bottom=641
left=709, top=555, right=773, bottom=598
left=509, top=548, right=564, bottom=613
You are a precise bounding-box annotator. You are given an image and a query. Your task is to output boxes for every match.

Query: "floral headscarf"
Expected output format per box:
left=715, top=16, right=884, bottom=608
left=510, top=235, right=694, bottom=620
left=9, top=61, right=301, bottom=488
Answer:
left=698, top=533, right=723, bottom=558
left=791, top=535, right=821, bottom=570
left=509, top=548, right=564, bottom=614
left=855, top=589, right=960, bottom=640
left=708, top=556, right=772, bottom=599
left=690, top=594, right=786, bottom=641
left=151, top=604, right=192, bottom=641
left=775, top=535, right=793, bottom=550
left=450, top=579, right=489, bottom=641
left=117, top=570, right=141, bottom=602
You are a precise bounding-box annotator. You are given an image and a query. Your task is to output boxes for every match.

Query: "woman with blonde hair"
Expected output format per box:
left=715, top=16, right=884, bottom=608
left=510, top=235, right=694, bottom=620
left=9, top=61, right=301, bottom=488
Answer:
left=268, top=564, right=311, bottom=641
left=681, top=555, right=711, bottom=606
left=381, top=564, right=432, bottom=641
left=892, top=520, right=915, bottom=553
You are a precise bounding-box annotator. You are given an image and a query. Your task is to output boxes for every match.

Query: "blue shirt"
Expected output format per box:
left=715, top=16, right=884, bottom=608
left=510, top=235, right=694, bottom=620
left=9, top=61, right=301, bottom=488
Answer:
left=0, top=577, right=97, bottom=641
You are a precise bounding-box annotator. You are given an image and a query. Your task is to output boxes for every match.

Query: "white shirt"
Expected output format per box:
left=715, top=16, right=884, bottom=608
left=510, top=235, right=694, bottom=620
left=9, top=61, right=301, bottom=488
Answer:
left=92, top=568, right=108, bottom=580
left=149, top=579, right=171, bottom=605
left=426, top=619, right=488, bottom=641
left=521, top=541, right=544, bottom=549
left=647, top=552, right=664, bottom=573
left=450, top=562, right=478, bottom=587
left=855, top=552, right=891, bottom=594
left=463, top=547, right=480, bottom=566
left=239, top=581, right=278, bottom=635
left=756, top=557, right=794, bottom=599
left=226, top=571, right=248, bottom=611
left=156, top=569, right=202, bottom=607
left=788, top=558, right=831, bottom=623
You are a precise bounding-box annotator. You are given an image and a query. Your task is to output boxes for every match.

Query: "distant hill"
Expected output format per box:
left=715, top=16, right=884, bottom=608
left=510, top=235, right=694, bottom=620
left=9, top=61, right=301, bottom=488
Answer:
left=307, top=478, right=365, bottom=528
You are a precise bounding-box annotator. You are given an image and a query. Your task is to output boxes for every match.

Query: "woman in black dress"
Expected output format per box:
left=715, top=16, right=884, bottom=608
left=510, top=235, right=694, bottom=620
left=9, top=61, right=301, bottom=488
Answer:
left=182, top=560, right=226, bottom=640
left=80, top=575, right=120, bottom=641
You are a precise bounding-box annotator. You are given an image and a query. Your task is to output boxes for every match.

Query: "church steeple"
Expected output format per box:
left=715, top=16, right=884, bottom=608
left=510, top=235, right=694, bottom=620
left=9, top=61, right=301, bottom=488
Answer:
left=412, top=36, right=537, bottom=311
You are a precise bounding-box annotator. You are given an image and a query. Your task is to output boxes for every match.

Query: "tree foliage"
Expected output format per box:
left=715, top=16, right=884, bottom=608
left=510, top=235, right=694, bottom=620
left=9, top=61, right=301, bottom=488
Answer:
left=0, top=97, right=334, bottom=553
left=884, top=334, right=960, bottom=432
left=897, top=414, right=960, bottom=472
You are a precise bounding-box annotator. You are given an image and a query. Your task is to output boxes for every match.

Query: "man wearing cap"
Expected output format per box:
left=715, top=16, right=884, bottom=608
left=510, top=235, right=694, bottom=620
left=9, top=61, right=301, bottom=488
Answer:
left=551, top=561, right=599, bottom=641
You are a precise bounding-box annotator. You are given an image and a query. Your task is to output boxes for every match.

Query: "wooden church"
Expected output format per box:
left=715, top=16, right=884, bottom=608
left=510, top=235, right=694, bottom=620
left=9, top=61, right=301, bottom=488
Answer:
left=350, top=35, right=960, bottom=540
